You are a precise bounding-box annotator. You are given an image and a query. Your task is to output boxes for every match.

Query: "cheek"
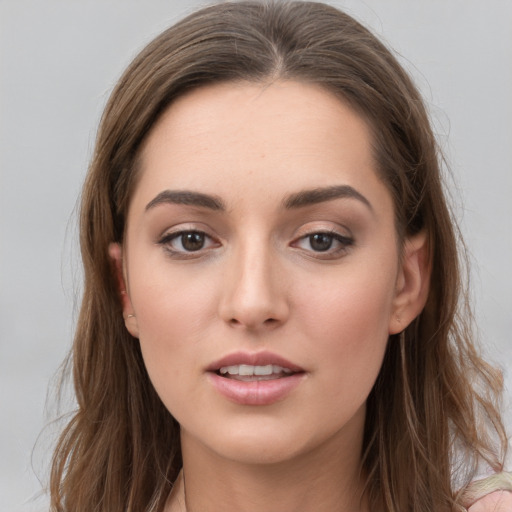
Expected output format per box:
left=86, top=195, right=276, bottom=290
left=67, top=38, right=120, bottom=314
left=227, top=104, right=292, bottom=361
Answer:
left=127, top=263, right=219, bottom=405
left=130, top=257, right=218, bottom=337
left=294, top=264, right=396, bottom=394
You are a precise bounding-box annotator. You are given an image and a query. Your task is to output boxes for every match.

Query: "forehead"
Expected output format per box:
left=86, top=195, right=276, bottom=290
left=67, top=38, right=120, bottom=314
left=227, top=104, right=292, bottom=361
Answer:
left=131, top=80, right=390, bottom=215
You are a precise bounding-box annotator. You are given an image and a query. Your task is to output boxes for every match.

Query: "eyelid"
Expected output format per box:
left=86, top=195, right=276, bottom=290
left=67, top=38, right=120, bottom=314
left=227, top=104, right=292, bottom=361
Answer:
left=156, top=224, right=221, bottom=257
left=156, top=222, right=215, bottom=241
left=292, top=221, right=353, bottom=240
left=293, top=230, right=353, bottom=247
left=290, top=224, right=355, bottom=258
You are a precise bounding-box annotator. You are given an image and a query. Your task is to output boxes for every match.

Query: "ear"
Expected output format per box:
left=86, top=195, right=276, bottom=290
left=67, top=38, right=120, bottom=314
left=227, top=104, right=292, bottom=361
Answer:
left=108, top=242, right=140, bottom=338
left=388, top=231, right=431, bottom=334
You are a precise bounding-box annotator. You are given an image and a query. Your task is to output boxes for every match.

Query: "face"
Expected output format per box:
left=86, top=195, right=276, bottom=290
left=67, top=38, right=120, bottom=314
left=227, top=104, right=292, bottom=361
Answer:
left=114, top=81, right=427, bottom=467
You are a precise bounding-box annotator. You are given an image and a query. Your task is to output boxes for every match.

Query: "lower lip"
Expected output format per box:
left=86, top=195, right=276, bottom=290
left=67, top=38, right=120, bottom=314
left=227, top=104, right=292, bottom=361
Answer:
left=207, top=372, right=305, bottom=405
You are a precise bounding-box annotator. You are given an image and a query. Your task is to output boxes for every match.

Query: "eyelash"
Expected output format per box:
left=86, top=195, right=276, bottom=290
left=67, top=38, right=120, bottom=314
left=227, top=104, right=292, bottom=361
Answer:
left=157, top=230, right=218, bottom=258
left=291, top=230, right=354, bottom=258
left=157, top=229, right=354, bottom=259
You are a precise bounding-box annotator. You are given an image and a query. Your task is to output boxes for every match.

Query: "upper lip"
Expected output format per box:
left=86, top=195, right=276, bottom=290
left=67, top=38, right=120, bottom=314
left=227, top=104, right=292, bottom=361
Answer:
left=206, top=351, right=305, bottom=373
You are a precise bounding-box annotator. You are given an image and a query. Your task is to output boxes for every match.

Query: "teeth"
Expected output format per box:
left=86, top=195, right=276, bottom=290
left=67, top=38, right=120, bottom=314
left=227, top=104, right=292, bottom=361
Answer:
left=254, top=364, right=273, bottom=375
left=239, top=364, right=256, bottom=376
left=219, top=364, right=293, bottom=376
left=220, top=365, right=239, bottom=375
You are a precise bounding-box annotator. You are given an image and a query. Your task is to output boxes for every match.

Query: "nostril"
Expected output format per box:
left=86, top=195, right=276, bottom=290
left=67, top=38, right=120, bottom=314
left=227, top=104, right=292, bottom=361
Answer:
left=227, top=317, right=279, bottom=329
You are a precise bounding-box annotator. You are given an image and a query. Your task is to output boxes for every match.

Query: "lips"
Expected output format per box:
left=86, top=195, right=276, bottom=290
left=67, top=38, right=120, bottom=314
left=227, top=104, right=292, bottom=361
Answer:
left=207, top=351, right=304, bottom=373
left=206, top=351, right=306, bottom=405
left=219, top=364, right=293, bottom=381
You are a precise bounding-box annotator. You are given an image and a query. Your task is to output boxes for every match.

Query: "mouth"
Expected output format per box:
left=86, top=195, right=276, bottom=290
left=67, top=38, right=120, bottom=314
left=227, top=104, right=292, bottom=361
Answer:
left=206, top=352, right=306, bottom=405
left=217, top=364, right=296, bottom=381
left=207, top=351, right=305, bottom=380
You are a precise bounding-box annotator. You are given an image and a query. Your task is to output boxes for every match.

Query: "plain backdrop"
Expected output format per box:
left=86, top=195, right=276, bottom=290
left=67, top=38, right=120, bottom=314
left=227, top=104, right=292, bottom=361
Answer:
left=1, top=1, right=511, bottom=510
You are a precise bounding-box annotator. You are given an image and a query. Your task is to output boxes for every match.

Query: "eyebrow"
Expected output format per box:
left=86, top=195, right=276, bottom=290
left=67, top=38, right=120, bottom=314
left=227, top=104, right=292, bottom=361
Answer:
left=283, top=185, right=373, bottom=211
left=145, top=190, right=225, bottom=211
left=145, top=184, right=372, bottom=213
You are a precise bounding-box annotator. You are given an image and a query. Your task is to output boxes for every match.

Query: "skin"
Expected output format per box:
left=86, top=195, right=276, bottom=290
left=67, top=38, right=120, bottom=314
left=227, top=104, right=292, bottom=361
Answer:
left=469, top=492, right=512, bottom=512
left=110, top=81, right=429, bottom=512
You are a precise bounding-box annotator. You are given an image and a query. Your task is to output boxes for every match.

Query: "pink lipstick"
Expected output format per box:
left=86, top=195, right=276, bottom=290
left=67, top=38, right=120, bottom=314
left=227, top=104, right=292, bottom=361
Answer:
left=206, top=351, right=305, bottom=406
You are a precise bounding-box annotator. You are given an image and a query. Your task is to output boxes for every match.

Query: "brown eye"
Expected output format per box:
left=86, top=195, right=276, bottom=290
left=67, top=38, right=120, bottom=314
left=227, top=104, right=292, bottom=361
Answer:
left=181, top=232, right=205, bottom=251
left=292, top=230, right=354, bottom=258
left=158, top=230, right=218, bottom=255
left=309, top=233, right=333, bottom=252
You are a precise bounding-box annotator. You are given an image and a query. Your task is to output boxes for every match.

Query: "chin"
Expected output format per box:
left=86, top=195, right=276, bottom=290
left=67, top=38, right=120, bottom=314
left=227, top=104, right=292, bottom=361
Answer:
left=182, top=412, right=356, bottom=468
left=210, top=435, right=309, bottom=466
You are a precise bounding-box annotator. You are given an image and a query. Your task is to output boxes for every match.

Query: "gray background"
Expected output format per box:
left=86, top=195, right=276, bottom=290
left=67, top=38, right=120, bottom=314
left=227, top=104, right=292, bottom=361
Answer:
left=1, top=1, right=510, bottom=510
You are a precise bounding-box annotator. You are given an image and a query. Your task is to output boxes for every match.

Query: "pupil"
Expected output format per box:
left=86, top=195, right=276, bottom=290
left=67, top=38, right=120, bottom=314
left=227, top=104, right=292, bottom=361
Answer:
left=310, top=233, right=332, bottom=251
left=182, top=232, right=205, bottom=251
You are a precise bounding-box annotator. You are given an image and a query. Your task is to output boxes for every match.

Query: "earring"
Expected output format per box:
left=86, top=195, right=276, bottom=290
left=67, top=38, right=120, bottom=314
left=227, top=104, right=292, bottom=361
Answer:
left=127, top=314, right=135, bottom=319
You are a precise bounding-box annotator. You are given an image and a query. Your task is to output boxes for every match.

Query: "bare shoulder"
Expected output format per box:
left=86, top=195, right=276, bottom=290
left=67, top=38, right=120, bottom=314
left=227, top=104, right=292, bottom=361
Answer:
left=463, top=472, right=512, bottom=511
left=468, top=490, right=512, bottom=511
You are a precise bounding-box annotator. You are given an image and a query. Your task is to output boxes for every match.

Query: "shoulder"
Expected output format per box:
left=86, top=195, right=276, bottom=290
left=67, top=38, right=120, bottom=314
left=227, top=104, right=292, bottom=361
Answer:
left=467, top=490, right=512, bottom=511
left=463, top=472, right=512, bottom=511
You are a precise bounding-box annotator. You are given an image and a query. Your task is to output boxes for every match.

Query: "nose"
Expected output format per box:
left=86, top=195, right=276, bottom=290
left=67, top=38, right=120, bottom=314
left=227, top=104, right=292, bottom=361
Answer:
left=218, top=241, right=290, bottom=331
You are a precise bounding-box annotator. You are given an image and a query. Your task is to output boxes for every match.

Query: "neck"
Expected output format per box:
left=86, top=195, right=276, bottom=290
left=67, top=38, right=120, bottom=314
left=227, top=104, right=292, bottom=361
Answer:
left=176, top=416, right=368, bottom=512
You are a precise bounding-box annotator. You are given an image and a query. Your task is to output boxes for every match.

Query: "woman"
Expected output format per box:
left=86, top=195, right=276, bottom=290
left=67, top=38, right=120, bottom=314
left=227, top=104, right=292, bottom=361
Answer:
left=49, top=1, right=511, bottom=511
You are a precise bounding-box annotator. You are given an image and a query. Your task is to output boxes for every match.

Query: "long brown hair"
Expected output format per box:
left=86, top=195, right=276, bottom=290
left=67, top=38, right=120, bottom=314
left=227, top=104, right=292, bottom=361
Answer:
left=50, top=2, right=507, bottom=511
